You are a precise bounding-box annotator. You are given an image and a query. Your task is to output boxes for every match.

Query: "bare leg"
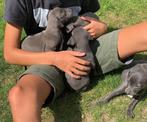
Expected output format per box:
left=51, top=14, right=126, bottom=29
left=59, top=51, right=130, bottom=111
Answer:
left=118, top=21, right=147, bottom=59
left=8, top=74, right=52, bottom=122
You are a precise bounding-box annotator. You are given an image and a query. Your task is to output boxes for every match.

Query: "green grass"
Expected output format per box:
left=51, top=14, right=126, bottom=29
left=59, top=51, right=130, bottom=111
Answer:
left=0, top=0, right=147, bottom=122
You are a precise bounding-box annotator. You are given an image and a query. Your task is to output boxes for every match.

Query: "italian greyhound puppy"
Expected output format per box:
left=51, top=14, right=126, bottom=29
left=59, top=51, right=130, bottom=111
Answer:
left=21, top=7, right=98, bottom=91
left=96, top=61, right=147, bottom=118
left=21, top=7, right=73, bottom=52
left=65, top=12, right=98, bottom=91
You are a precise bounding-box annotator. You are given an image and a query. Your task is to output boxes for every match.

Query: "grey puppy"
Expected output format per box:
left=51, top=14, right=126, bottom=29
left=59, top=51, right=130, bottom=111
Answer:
left=65, top=12, right=98, bottom=91
left=21, top=7, right=97, bottom=91
left=22, top=7, right=73, bottom=52
left=96, top=62, right=147, bottom=118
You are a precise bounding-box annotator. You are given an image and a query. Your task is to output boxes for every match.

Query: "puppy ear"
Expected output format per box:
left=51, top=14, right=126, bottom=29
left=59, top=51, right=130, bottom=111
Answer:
left=67, top=37, right=76, bottom=46
left=66, top=23, right=75, bottom=33
left=121, top=69, right=131, bottom=82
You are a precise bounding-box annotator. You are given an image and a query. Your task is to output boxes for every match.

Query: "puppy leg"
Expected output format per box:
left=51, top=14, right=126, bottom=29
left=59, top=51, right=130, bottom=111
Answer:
left=65, top=73, right=90, bottom=91
left=127, top=98, right=139, bottom=118
left=21, top=33, right=43, bottom=52
left=71, top=27, right=96, bottom=68
left=96, top=82, right=127, bottom=105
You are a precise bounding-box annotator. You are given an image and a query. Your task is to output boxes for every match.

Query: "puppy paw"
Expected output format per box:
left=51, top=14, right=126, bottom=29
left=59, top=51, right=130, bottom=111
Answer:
left=127, top=109, right=135, bottom=118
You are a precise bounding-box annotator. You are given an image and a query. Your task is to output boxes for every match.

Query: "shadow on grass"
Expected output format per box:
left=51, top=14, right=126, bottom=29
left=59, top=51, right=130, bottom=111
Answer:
left=48, top=90, right=82, bottom=122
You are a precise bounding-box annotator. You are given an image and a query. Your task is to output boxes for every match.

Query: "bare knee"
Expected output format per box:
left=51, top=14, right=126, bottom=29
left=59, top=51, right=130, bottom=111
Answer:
left=8, top=85, right=24, bottom=106
left=8, top=83, right=44, bottom=121
left=132, top=21, right=147, bottom=51
left=141, top=21, right=147, bottom=30
left=8, top=75, right=52, bottom=108
left=8, top=85, right=38, bottom=105
left=138, top=21, right=147, bottom=42
left=118, top=21, right=147, bottom=59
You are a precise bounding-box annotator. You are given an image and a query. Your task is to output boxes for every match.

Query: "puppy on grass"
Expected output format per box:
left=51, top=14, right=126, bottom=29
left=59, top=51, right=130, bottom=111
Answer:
left=95, top=61, right=147, bottom=118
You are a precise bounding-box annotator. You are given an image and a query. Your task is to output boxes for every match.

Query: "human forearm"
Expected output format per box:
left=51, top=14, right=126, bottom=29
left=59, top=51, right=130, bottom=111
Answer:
left=4, top=23, right=55, bottom=66
left=4, top=49, right=91, bottom=79
left=4, top=48, right=56, bottom=66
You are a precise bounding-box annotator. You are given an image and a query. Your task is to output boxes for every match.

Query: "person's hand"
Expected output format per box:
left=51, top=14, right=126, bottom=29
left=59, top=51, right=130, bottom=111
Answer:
left=80, top=16, right=108, bottom=39
left=53, top=51, right=91, bottom=79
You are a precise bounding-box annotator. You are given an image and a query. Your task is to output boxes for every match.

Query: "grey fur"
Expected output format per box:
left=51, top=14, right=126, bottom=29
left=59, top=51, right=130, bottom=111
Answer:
left=95, top=61, right=147, bottom=118
left=21, top=7, right=98, bottom=91
left=21, top=7, right=73, bottom=51
left=65, top=13, right=98, bottom=91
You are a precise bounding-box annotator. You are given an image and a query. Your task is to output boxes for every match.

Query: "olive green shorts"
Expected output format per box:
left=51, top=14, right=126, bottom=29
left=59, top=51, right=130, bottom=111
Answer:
left=19, top=30, right=127, bottom=102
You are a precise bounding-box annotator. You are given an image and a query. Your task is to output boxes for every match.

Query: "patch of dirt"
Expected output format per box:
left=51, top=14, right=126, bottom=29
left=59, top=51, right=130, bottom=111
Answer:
left=141, top=107, right=147, bottom=120
left=100, top=113, right=115, bottom=122
left=82, top=113, right=93, bottom=122
left=41, top=109, right=55, bottom=122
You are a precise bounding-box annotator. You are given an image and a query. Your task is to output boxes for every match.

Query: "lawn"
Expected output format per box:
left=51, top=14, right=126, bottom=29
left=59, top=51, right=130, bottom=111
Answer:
left=0, top=0, right=147, bottom=122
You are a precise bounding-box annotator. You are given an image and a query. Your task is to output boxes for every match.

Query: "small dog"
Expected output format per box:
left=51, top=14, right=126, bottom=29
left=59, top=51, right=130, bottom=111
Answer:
left=21, top=7, right=98, bottom=91
left=21, top=7, right=73, bottom=52
left=95, top=61, right=147, bottom=118
left=65, top=12, right=98, bottom=91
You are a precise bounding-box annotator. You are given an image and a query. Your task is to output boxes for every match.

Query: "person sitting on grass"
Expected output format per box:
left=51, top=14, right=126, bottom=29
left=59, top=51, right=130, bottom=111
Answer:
left=3, top=0, right=147, bottom=121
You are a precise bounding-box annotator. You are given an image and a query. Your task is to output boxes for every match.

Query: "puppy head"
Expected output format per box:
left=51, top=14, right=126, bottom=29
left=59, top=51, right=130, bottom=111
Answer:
left=49, top=7, right=73, bottom=24
left=124, top=70, right=147, bottom=97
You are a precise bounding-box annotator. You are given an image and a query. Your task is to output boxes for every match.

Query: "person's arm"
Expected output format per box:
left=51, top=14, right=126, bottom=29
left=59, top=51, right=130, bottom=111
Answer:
left=4, top=22, right=56, bottom=65
left=4, top=22, right=91, bottom=78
